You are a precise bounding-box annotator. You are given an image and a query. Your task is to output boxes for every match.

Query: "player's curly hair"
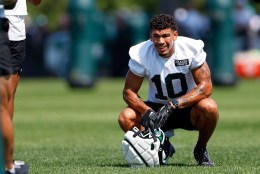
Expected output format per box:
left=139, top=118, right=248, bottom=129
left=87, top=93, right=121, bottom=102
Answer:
left=150, top=14, right=178, bottom=31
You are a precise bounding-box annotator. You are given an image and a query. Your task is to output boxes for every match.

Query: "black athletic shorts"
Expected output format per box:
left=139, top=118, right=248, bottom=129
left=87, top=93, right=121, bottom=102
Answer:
left=10, top=40, right=25, bottom=75
left=0, top=27, right=12, bottom=76
left=145, top=101, right=197, bottom=131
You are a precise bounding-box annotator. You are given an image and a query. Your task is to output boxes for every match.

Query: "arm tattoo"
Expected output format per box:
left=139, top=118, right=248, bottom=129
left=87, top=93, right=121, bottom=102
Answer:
left=178, top=64, right=212, bottom=108
left=196, top=64, right=211, bottom=82
left=194, top=64, right=211, bottom=96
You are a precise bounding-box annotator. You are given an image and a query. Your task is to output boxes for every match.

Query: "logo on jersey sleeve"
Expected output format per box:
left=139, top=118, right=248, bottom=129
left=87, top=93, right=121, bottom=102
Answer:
left=174, top=59, right=189, bottom=66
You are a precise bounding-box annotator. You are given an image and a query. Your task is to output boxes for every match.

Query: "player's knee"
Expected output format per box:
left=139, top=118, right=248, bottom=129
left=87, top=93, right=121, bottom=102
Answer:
left=118, top=111, right=126, bottom=127
left=118, top=109, right=130, bottom=124
left=200, top=98, right=219, bottom=123
left=192, top=98, right=219, bottom=126
left=118, top=108, right=137, bottom=132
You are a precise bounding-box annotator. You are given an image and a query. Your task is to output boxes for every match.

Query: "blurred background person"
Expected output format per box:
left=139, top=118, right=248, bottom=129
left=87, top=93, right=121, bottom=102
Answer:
left=233, top=0, right=258, bottom=50
left=173, top=1, right=210, bottom=40
left=109, top=11, right=133, bottom=77
left=44, top=12, right=70, bottom=77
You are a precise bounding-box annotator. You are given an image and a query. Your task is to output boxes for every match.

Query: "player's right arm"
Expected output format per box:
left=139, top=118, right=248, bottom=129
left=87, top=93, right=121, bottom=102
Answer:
left=123, top=70, right=151, bottom=116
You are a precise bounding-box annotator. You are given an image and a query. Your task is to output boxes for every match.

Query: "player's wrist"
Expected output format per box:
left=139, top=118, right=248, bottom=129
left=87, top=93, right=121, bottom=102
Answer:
left=168, top=99, right=179, bottom=110
left=143, top=109, right=154, bottom=116
left=172, top=98, right=179, bottom=109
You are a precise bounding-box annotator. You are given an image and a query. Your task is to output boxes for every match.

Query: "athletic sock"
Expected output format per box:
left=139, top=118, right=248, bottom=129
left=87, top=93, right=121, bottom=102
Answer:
left=6, top=164, right=15, bottom=174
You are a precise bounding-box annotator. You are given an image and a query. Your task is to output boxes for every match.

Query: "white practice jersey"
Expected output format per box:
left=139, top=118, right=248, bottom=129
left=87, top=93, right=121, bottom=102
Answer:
left=4, top=0, right=27, bottom=41
left=129, top=36, right=206, bottom=104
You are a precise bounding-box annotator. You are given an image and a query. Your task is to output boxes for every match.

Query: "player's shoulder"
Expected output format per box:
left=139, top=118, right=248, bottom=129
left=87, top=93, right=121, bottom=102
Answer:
left=176, top=36, right=205, bottom=51
left=129, top=40, right=154, bottom=54
left=129, top=40, right=154, bottom=60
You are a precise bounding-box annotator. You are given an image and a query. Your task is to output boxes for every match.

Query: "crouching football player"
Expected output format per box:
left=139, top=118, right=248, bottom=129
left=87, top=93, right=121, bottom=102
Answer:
left=118, top=14, right=219, bottom=166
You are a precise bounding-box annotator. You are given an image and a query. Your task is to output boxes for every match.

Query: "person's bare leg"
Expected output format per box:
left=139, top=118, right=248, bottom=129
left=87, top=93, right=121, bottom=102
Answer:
left=9, top=73, right=20, bottom=120
left=0, top=76, right=14, bottom=170
left=191, top=98, right=219, bottom=146
left=190, top=98, right=219, bottom=166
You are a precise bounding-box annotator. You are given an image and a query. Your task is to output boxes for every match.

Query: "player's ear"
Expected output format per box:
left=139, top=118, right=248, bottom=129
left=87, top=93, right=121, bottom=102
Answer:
left=173, top=30, right=178, bottom=41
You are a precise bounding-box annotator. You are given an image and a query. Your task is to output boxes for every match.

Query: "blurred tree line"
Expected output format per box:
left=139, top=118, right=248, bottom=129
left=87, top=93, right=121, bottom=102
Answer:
left=27, top=0, right=158, bottom=30
left=27, top=0, right=260, bottom=30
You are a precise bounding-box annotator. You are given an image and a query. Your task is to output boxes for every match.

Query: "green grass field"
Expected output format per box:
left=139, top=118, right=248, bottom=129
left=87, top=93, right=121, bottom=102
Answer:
left=13, top=78, right=260, bottom=174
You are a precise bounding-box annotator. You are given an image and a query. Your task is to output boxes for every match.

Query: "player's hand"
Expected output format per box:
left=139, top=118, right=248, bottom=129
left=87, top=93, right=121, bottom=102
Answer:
left=155, top=103, right=174, bottom=128
left=141, top=109, right=158, bottom=130
left=141, top=103, right=174, bottom=130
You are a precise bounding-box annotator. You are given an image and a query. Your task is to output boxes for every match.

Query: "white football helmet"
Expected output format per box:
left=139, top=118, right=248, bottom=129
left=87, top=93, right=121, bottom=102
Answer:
left=121, top=127, right=166, bottom=167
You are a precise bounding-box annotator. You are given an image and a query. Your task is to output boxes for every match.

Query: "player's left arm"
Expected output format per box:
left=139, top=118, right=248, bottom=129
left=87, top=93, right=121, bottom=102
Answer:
left=173, top=62, right=212, bottom=109
left=27, top=0, right=41, bottom=6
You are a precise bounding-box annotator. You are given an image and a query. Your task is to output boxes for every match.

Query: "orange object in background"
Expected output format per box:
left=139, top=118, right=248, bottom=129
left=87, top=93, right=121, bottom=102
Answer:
left=234, top=50, right=260, bottom=78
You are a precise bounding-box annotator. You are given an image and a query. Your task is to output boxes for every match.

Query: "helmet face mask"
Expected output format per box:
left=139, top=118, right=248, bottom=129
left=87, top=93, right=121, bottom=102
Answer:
left=121, top=127, right=166, bottom=167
